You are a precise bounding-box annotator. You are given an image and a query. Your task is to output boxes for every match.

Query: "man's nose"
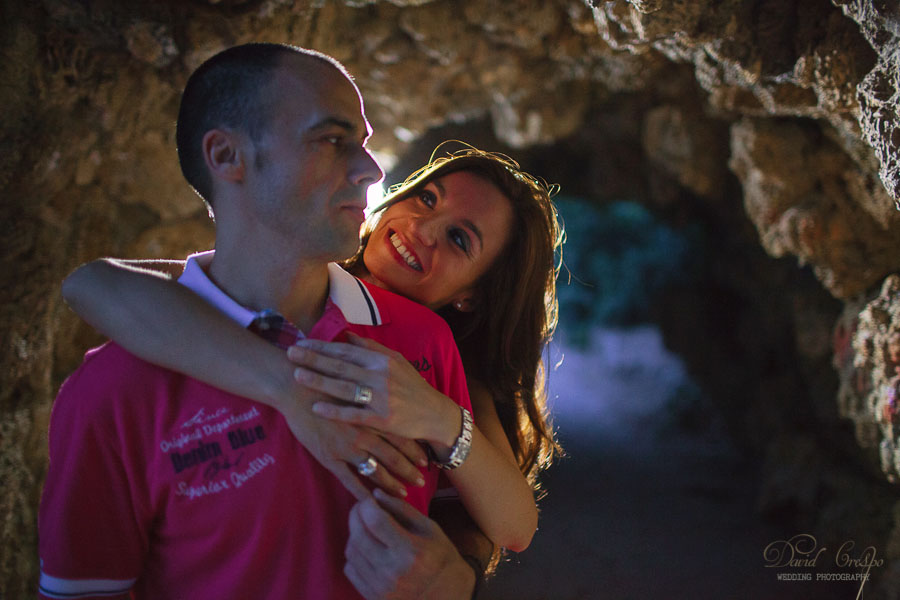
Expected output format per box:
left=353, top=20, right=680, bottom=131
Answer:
left=349, top=147, right=384, bottom=188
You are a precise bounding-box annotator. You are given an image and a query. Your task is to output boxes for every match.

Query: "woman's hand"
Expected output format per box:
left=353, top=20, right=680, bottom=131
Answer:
left=291, top=338, right=540, bottom=550
left=276, top=390, right=429, bottom=500
left=287, top=333, right=462, bottom=450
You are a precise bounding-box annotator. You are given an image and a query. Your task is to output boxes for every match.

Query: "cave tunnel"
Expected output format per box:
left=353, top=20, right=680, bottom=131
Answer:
left=4, top=0, right=900, bottom=598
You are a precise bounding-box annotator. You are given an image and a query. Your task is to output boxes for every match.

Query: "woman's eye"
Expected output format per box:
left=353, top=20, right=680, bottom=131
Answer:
left=450, top=229, right=469, bottom=252
left=419, top=190, right=436, bottom=208
left=323, top=135, right=343, bottom=145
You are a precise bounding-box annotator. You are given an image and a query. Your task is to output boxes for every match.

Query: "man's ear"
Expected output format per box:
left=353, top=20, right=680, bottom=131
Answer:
left=202, top=129, right=245, bottom=184
left=450, top=292, right=476, bottom=313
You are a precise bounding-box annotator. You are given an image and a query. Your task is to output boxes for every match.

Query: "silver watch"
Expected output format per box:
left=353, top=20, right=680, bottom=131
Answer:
left=436, top=407, right=473, bottom=470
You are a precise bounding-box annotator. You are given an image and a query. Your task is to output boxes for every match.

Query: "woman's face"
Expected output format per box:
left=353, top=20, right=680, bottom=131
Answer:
left=363, top=170, right=514, bottom=310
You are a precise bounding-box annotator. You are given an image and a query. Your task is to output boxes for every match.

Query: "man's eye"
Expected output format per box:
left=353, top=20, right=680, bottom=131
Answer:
left=324, top=135, right=343, bottom=145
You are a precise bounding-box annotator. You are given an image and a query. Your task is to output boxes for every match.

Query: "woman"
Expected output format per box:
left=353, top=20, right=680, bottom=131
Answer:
left=63, top=145, right=563, bottom=558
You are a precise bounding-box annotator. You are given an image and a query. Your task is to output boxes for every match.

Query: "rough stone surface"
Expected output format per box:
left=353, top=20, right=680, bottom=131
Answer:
left=4, top=0, right=900, bottom=596
left=844, top=276, right=900, bottom=481
left=837, top=0, right=900, bottom=199
left=642, top=104, right=730, bottom=199
left=729, top=117, right=900, bottom=298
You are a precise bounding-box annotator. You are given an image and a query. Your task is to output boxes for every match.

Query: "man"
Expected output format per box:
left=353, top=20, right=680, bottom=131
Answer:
left=39, top=44, right=488, bottom=599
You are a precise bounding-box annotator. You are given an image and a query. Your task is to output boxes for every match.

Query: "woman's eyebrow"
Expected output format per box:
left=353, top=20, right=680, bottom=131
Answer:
left=462, top=218, right=484, bottom=251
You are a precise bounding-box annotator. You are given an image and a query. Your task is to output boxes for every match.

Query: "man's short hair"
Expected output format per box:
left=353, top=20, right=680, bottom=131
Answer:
left=176, top=43, right=350, bottom=210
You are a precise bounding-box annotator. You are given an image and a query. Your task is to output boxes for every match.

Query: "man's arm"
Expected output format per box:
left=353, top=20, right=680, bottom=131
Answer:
left=344, top=490, right=487, bottom=600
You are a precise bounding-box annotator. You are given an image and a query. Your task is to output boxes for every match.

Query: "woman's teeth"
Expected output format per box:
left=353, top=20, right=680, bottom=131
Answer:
left=390, top=233, right=422, bottom=271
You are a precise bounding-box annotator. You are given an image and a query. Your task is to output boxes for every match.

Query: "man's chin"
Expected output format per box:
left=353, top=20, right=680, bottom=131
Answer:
left=331, top=234, right=363, bottom=263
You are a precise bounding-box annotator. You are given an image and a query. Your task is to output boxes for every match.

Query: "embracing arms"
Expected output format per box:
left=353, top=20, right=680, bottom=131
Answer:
left=62, top=258, right=426, bottom=499
left=64, top=258, right=536, bottom=550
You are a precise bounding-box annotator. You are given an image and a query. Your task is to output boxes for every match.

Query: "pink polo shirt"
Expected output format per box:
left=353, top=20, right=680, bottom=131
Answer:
left=38, top=254, right=471, bottom=600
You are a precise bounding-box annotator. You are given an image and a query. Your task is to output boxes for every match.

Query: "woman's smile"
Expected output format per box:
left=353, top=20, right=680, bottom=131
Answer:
left=388, top=230, right=423, bottom=272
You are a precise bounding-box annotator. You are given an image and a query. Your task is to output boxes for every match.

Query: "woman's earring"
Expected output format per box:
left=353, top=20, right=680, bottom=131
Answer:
left=455, top=301, right=464, bottom=310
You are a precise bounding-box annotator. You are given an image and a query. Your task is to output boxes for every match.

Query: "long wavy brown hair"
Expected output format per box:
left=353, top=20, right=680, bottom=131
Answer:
left=344, top=144, right=565, bottom=490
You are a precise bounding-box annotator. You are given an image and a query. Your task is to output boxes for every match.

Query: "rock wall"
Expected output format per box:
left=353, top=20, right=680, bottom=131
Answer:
left=3, top=0, right=900, bottom=596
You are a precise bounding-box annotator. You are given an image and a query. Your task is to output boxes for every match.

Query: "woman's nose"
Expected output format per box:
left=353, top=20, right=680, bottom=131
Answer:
left=408, top=214, right=438, bottom=247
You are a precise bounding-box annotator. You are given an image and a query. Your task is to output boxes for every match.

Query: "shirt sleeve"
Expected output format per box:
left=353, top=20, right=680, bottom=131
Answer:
left=38, top=352, right=147, bottom=599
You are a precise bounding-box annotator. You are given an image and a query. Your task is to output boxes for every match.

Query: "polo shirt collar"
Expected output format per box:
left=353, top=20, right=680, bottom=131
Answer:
left=177, top=250, right=383, bottom=328
left=326, top=262, right=382, bottom=326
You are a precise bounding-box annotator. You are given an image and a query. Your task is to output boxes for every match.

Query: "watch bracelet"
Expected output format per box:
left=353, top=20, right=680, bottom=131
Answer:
left=434, top=406, right=473, bottom=470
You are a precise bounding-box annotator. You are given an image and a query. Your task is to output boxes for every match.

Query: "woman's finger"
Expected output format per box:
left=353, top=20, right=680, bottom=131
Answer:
left=287, top=345, right=369, bottom=381
left=361, top=462, right=408, bottom=499
left=345, top=331, right=399, bottom=356
left=366, top=435, right=426, bottom=488
left=294, top=366, right=363, bottom=403
left=313, top=402, right=381, bottom=427
left=380, top=432, right=429, bottom=469
left=291, top=338, right=384, bottom=368
left=344, top=430, right=423, bottom=496
left=350, top=436, right=415, bottom=498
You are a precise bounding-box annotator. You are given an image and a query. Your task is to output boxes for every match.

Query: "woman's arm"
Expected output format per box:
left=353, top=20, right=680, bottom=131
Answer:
left=63, top=259, right=283, bottom=400
left=426, top=382, right=509, bottom=578
left=433, top=380, right=538, bottom=553
left=62, top=258, right=427, bottom=498
left=289, top=335, right=538, bottom=552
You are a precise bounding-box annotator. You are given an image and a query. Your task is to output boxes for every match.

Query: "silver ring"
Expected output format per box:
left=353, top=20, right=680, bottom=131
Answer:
left=356, top=456, right=377, bottom=477
left=353, top=384, right=374, bottom=405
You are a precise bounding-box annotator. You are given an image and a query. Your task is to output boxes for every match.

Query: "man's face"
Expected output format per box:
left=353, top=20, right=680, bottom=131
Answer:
left=241, top=57, right=383, bottom=262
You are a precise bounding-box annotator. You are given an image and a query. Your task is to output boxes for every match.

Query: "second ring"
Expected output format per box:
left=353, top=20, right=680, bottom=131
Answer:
left=356, top=456, right=377, bottom=477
